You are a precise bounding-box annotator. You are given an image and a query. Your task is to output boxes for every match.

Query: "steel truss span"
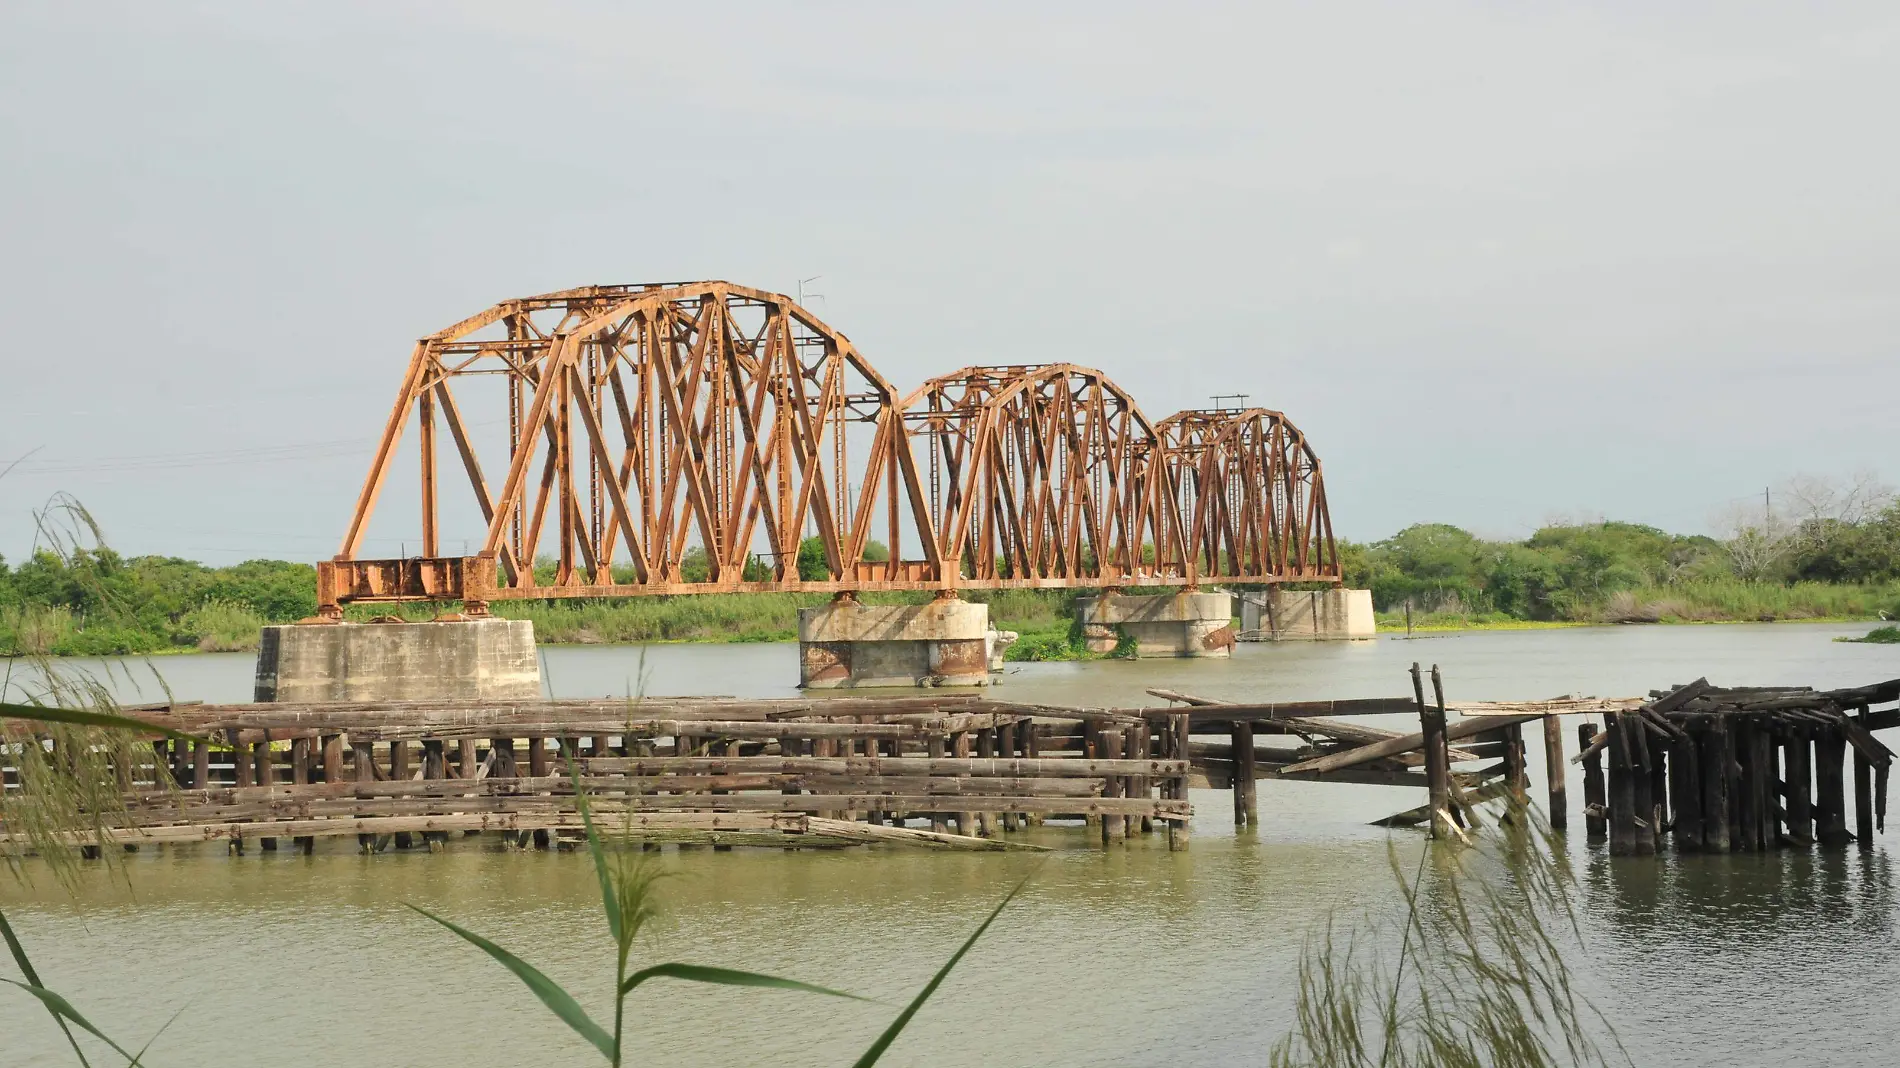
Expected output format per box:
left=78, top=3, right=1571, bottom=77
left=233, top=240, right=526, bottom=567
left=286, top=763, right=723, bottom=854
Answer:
left=318, top=281, right=1339, bottom=613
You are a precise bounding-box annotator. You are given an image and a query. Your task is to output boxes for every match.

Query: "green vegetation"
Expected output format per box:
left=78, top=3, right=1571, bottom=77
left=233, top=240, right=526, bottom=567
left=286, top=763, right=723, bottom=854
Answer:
left=1274, top=803, right=1624, bottom=1067
left=1838, top=625, right=1900, bottom=645
left=1351, top=502, right=1900, bottom=627
left=14, top=482, right=1900, bottom=655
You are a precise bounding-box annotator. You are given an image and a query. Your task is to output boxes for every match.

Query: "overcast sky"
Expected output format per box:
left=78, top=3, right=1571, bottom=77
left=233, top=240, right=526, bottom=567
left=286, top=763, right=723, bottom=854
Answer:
left=2, top=2, right=1896, bottom=565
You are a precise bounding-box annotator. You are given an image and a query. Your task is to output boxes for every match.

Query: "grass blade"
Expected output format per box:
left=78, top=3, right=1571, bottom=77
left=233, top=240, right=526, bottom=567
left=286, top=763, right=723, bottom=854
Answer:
left=565, top=749, right=621, bottom=945
left=620, top=962, right=873, bottom=1000
left=850, top=873, right=1034, bottom=1068
left=1, top=906, right=93, bottom=1067
left=130, top=1001, right=191, bottom=1067
left=0, top=701, right=199, bottom=742
left=1, top=979, right=141, bottom=1065
left=406, top=904, right=615, bottom=1060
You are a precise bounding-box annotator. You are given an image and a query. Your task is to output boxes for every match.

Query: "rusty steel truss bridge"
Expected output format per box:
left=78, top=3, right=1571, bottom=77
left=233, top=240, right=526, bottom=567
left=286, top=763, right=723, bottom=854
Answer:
left=318, top=281, right=1339, bottom=615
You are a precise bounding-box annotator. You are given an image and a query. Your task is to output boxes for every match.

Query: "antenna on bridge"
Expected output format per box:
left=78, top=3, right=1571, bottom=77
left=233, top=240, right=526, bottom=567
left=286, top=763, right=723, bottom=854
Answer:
left=797, top=275, right=826, bottom=306
left=1210, top=393, right=1249, bottom=410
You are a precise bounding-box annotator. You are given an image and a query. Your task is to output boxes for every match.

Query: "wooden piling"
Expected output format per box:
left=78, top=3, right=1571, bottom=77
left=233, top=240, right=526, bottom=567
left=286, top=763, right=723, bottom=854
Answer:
left=1668, top=732, right=1699, bottom=851
left=1232, top=719, right=1256, bottom=827
left=1581, top=723, right=1606, bottom=842
left=1607, top=714, right=1638, bottom=856
left=1626, top=714, right=1656, bottom=855
left=1413, top=665, right=1453, bottom=840
left=1750, top=723, right=1775, bottom=851
left=1168, top=712, right=1191, bottom=850
left=1816, top=732, right=1851, bottom=848
left=1785, top=732, right=1813, bottom=845
left=1543, top=715, right=1567, bottom=830
left=1698, top=716, right=1731, bottom=852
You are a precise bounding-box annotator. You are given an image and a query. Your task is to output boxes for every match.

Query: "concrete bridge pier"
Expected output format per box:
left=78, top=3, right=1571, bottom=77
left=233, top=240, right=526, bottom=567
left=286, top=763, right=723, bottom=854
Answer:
left=798, top=593, right=994, bottom=688
left=254, top=617, right=543, bottom=702
left=1240, top=588, right=1377, bottom=640
left=1074, top=591, right=1236, bottom=658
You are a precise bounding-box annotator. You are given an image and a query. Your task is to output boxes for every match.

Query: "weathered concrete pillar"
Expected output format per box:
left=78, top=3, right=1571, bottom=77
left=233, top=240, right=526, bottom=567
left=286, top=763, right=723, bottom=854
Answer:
left=254, top=618, right=542, bottom=702
left=1073, top=591, right=1235, bottom=659
left=798, top=596, right=992, bottom=688
left=1240, top=588, right=1376, bottom=640
left=986, top=627, right=1018, bottom=671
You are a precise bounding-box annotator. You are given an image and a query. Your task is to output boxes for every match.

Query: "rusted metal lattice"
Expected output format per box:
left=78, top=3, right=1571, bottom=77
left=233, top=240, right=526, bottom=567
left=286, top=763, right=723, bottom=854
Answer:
left=318, top=282, right=1340, bottom=614
left=1155, top=407, right=1339, bottom=582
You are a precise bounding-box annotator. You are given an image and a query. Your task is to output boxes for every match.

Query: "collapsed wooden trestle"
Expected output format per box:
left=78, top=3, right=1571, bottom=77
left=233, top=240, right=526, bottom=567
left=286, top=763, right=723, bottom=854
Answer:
left=1153, top=671, right=1899, bottom=854
left=7, top=695, right=1193, bottom=853
left=10, top=676, right=1894, bottom=856
left=1573, top=679, right=1897, bottom=855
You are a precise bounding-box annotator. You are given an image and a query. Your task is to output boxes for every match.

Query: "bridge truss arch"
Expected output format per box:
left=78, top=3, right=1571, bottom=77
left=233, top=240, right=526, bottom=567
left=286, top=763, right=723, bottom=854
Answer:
left=1155, top=407, right=1340, bottom=582
left=318, top=282, right=1342, bottom=612
left=323, top=281, right=940, bottom=610
left=900, top=364, right=1193, bottom=587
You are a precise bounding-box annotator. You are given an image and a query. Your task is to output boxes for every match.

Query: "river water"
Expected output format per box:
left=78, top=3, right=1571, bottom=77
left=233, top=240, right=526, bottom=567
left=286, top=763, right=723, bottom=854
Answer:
left=6, top=624, right=1900, bottom=1066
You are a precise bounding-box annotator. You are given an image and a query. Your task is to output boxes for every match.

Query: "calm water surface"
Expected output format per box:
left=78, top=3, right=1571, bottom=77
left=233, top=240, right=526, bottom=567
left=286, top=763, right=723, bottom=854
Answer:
left=6, top=624, right=1900, bottom=1066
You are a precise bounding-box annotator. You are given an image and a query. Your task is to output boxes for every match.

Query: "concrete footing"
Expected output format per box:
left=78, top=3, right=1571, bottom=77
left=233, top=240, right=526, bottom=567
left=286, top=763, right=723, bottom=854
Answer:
left=798, top=598, right=994, bottom=688
left=254, top=618, right=543, bottom=702
left=1074, top=591, right=1236, bottom=658
left=1240, top=588, right=1377, bottom=640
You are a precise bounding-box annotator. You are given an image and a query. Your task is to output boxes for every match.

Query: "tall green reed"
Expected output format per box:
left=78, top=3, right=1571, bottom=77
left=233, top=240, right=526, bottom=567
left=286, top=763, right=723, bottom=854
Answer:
left=1272, top=799, right=1625, bottom=1068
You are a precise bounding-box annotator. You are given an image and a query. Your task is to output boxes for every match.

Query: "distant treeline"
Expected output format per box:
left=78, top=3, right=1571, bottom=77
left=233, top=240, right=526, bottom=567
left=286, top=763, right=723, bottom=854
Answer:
left=6, top=489, right=1900, bottom=655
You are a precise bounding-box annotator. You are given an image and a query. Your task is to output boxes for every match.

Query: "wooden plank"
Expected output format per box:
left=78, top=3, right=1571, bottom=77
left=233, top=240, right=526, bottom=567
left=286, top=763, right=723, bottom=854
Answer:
left=1273, top=713, right=1546, bottom=777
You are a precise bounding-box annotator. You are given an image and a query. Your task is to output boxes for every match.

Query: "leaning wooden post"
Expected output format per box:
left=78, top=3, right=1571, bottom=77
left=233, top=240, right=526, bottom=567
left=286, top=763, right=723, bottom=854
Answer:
left=1504, top=722, right=1529, bottom=806
left=1580, top=722, right=1606, bottom=842
left=1854, top=706, right=1875, bottom=851
left=1168, top=712, right=1191, bottom=850
left=1625, top=714, right=1656, bottom=855
left=1231, top=718, right=1257, bottom=828
left=1413, top=664, right=1452, bottom=840
left=1542, top=715, right=1567, bottom=830
left=1815, top=730, right=1850, bottom=848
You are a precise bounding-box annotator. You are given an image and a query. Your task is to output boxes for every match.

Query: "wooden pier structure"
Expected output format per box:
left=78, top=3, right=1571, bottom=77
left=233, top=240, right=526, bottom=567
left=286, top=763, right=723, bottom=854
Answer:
left=6, top=672, right=1894, bottom=856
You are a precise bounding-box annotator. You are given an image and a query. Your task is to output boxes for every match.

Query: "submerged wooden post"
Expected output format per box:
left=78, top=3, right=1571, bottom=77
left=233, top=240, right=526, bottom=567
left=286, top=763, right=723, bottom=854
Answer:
left=1581, top=722, right=1606, bottom=842
left=1785, top=732, right=1813, bottom=845
left=1607, top=714, right=1637, bottom=856
left=1734, top=719, right=1761, bottom=852
left=354, top=741, right=378, bottom=853
left=1668, top=732, right=1700, bottom=852
left=1816, top=732, right=1850, bottom=848
left=1626, top=714, right=1656, bottom=856
left=1232, top=719, right=1257, bottom=828
left=1816, top=731, right=1850, bottom=847
left=1414, top=665, right=1453, bottom=839
left=1168, top=712, right=1191, bottom=850
left=1854, top=708, right=1876, bottom=851
left=1750, top=723, right=1775, bottom=851
left=1542, top=715, right=1566, bottom=830
left=1699, top=716, right=1731, bottom=852
left=1504, top=722, right=1529, bottom=806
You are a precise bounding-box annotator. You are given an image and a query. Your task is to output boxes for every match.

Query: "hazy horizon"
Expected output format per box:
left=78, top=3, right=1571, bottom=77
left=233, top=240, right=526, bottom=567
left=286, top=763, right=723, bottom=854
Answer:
left=4, top=2, right=1895, bottom=566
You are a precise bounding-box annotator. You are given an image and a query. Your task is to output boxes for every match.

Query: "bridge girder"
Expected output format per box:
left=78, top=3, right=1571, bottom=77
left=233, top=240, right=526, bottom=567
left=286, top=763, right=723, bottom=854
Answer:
left=317, top=283, right=1340, bottom=613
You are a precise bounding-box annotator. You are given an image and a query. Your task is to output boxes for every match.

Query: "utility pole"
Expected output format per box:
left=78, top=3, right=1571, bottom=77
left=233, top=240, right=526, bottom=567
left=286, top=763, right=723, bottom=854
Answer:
left=797, top=275, right=824, bottom=307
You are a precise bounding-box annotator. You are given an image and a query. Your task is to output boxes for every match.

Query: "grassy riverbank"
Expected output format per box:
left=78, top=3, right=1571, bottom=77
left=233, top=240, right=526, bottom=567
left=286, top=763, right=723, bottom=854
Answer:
left=9, top=510, right=1900, bottom=657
